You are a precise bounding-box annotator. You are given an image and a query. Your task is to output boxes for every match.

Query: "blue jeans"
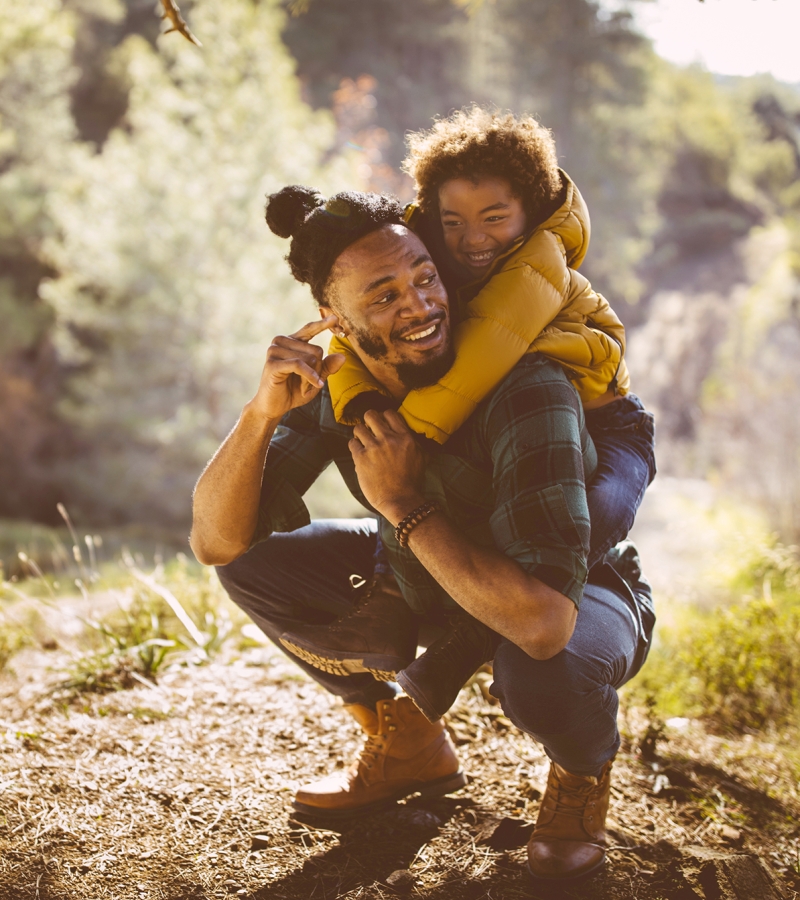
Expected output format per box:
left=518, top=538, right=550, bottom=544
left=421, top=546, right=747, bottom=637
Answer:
left=585, top=393, right=656, bottom=569
left=217, top=519, right=654, bottom=776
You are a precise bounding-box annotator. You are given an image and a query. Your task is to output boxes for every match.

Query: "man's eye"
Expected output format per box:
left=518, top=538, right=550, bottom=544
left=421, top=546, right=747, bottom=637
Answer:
left=419, top=273, right=437, bottom=286
left=375, top=292, right=395, bottom=305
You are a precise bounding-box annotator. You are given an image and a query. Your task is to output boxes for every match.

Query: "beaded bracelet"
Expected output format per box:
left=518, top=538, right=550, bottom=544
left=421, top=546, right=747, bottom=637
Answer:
left=394, top=501, right=441, bottom=548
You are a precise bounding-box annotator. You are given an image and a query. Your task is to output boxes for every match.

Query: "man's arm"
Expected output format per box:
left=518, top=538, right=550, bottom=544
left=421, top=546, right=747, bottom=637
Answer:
left=393, top=510, right=576, bottom=660
left=349, top=406, right=579, bottom=660
left=190, top=317, right=344, bottom=566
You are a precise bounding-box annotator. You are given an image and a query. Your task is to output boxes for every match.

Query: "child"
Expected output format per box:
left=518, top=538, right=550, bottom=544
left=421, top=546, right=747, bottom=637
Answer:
left=280, top=108, right=656, bottom=721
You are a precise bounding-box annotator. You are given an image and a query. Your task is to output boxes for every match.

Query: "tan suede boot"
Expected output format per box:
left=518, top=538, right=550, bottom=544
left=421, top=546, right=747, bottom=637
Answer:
left=526, top=758, right=614, bottom=883
left=293, top=695, right=467, bottom=818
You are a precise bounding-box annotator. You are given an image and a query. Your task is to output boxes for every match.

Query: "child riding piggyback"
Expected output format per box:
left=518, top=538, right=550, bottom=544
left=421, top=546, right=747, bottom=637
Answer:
left=281, top=108, right=656, bottom=721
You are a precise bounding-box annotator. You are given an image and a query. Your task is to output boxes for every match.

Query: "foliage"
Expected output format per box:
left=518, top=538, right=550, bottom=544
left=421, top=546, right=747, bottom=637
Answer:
left=284, top=0, right=662, bottom=303
left=0, top=614, right=34, bottom=670
left=0, top=0, right=86, bottom=521
left=39, top=0, right=358, bottom=525
left=488, top=0, right=660, bottom=304
left=1, top=510, right=242, bottom=690
left=1, top=0, right=799, bottom=544
left=282, top=0, right=471, bottom=170
left=629, top=539, right=800, bottom=733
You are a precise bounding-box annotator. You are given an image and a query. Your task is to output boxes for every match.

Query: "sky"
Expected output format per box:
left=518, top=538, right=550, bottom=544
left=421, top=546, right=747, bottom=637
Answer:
left=632, top=0, right=800, bottom=84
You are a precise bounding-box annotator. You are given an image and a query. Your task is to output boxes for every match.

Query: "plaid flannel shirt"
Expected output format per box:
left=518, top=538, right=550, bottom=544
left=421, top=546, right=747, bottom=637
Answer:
left=251, top=354, right=597, bottom=614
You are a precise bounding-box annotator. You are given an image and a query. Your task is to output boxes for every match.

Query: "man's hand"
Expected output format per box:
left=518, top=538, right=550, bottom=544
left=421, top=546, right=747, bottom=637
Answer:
left=248, top=315, right=345, bottom=423
left=349, top=410, right=427, bottom=524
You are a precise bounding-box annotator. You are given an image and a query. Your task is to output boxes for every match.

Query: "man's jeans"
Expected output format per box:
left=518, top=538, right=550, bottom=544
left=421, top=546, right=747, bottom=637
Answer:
left=217, top=519, right=654, bottom=777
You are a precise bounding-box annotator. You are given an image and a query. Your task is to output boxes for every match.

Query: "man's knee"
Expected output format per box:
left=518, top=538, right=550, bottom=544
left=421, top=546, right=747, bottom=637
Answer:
left=214, top=539, right=296, bottom=621
left=491, top=640, right=602, bottom=736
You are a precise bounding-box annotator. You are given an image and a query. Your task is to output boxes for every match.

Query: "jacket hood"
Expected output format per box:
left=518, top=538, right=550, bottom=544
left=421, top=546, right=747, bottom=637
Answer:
left=535, top=170, right=591, bottom=269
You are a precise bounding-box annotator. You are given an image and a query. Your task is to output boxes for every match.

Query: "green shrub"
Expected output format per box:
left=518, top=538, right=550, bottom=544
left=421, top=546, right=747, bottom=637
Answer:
left=629, top=540, right=800, bottom=733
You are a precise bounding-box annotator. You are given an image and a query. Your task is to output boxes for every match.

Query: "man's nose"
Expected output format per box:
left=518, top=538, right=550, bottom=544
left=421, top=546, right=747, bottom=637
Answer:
left=400, top=285, right=437, bottom=317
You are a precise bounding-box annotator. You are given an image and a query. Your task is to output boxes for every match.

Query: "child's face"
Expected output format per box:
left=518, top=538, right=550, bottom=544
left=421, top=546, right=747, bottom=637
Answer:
left=438, top=177, right=528, bottom=278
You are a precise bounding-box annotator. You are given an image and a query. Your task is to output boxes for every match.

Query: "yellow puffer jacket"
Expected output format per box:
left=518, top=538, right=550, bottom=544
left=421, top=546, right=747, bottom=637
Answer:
left=328, top=171, right=630, bottom=443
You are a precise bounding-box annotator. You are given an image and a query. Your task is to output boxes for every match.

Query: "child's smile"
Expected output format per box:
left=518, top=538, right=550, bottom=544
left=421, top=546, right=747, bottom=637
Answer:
left=438, top=176, right=528, bottom=278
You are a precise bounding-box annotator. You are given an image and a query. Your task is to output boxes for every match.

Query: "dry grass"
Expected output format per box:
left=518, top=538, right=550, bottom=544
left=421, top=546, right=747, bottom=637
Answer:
left=0, top=638, right=798, bottom=900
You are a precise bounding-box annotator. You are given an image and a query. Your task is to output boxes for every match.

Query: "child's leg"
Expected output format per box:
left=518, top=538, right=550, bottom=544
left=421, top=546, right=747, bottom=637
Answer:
left=584, top=395, right=656, bottom=571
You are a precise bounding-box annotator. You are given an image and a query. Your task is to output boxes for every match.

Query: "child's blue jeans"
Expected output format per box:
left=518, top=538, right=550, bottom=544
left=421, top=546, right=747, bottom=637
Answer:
left=216, top=520, right=654, bottom=777
left=584, top=393, right=656, bottom=569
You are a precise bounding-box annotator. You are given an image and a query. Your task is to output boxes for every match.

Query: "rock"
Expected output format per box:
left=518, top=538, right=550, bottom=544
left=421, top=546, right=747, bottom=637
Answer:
left=389, top=807, right=442, bottom=830
left=475, top=816, right=535, bottom=851
left=718, top=824, right=742, bottom=844
left=385, top=869, right=416, bottom=894
left=679, top=847, right=787, bottom=899
left=249, top=833, right=271, bottom=850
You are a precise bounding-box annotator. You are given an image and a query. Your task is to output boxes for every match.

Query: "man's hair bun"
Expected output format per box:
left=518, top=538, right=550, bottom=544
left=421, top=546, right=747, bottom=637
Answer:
left=265, top=185, right=406, bottom=303
left=265, top=185, right=324, bottom=239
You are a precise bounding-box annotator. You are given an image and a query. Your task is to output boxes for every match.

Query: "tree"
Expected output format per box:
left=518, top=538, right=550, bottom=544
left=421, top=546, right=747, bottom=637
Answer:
left=0, top=0, right=87, bottom=520
left=281, top=0, right=471, bottom=169
left=40, top=0, right=358, bottom=525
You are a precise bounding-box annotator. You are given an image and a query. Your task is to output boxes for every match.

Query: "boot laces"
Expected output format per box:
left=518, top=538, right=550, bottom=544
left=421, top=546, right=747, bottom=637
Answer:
left=547, top=779, right=598, bottom=819
left=327, top=575, right=379, bottom=629
left=358, top=731, right=387, bottom=770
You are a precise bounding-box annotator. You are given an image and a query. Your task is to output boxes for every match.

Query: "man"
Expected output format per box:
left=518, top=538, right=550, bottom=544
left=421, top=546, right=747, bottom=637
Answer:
left=190, top=186, right=654, bottom=884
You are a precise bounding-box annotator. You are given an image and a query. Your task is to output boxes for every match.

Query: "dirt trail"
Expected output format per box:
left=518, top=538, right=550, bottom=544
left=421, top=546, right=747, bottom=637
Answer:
left=0, top=640, right=796, bottom=900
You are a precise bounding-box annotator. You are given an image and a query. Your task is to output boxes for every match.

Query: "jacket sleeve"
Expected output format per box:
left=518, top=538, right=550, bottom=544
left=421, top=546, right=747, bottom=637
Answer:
left=592, top=294, right=626, bottom=356
left=327, top=333, right=391, bottom=425
left=528, top=269, right=627, bottom=403
left=398, top=258, right=569, bottom=443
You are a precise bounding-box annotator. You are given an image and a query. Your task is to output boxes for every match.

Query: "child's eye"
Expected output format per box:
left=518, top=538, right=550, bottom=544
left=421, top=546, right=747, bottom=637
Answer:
left=486, top=215, right=506, bottom=223
left=442, top=219, right=462, bottom=228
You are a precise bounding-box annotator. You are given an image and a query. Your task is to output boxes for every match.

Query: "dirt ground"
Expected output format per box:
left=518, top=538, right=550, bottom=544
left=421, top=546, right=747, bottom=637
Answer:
left=1, top=638, right=797, bottom=900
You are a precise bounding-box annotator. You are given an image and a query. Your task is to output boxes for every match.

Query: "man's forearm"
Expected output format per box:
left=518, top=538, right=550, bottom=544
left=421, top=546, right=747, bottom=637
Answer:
left=395, top=505, right=577, bottom=659
left=190, top=404, right=279, bottom=566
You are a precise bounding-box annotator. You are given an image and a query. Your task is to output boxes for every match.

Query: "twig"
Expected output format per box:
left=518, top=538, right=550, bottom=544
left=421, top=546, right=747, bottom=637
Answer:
left=159, top=0, right=202, bottom=47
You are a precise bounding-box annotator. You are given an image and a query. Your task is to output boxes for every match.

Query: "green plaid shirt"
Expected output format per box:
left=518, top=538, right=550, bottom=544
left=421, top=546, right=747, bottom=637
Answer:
left=252, top=354, right=597, bottom=614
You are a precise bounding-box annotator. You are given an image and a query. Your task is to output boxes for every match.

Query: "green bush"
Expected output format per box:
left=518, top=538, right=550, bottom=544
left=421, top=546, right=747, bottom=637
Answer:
left=629, top=540, right=800, bottom=733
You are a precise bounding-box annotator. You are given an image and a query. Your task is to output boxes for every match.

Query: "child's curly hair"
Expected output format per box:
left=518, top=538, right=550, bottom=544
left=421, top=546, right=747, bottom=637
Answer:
left=403, top=107, right=561, bottom=222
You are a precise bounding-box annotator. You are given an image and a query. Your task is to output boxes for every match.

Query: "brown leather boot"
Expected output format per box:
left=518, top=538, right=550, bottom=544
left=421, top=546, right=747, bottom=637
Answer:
left=293, top=695, right=467, bottom=818
left=396, top=613, right=500, bottom=722
left=526, top=758, right=614, bottom=883
left=279, top=572, right=418, bottom=681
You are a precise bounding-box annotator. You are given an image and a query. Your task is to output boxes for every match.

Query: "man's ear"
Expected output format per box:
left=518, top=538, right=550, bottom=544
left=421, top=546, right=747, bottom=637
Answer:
left=319, top=305, right=346, bottom=338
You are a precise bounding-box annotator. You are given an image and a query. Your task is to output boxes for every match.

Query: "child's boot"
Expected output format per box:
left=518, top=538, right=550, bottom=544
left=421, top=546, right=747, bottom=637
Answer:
left=280, top=571, right=418, bottom=681
left=397, top=613, right=501, bottom=722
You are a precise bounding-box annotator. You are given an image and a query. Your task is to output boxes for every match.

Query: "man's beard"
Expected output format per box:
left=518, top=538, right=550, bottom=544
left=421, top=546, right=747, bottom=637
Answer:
left=347, top=320, right=455, bottom=391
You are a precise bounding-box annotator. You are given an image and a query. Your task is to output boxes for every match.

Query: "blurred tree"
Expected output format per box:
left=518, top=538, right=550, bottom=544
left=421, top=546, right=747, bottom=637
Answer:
left=0, top=0, right=87, bottom=521
left=281, top=0, right=471, bottom=169
left=282, top=0, right=665, bottom=305
left=491, top=0, right=663, bottom=306
left=40, top=0, right=357, bottom=526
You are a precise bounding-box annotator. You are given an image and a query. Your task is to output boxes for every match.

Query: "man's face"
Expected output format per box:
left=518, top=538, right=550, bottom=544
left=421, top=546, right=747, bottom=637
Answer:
left=438, top=176, right=528, bottom=278
left=321, top=225, right=453, bottom=398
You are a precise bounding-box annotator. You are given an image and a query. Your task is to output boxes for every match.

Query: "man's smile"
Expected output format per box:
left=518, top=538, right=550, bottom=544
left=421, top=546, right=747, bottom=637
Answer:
left=397, top=315, right=446, bottom=346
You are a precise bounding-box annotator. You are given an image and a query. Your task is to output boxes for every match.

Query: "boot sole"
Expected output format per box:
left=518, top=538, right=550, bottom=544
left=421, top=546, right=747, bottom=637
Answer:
left=292, top=769, right=468, bottom=820
left=526, top=854, right=605, bottom=886
left=280, top=637, right=406, bottom=682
